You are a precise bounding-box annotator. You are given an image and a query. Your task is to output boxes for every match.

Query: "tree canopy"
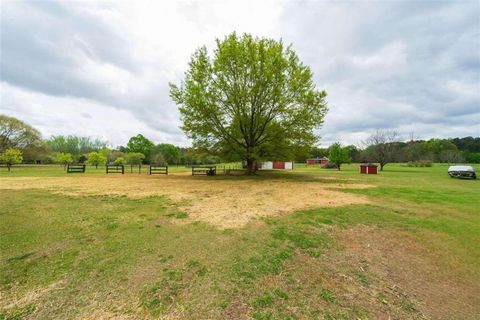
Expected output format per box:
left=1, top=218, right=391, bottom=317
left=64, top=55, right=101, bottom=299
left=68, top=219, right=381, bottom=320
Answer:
left=46, top=135, right=107, bottom=156
left=0, top=147, right=23, bottom=171
left=127, top=134, right=154, bottom=162
left=328, top=142, right=351, bottom=171
left=0, top=114, right=41, bottom=152
left=87, top=151, right=107, bottom=168
left=363, top=130, right=400, bottom=171
left=55, top=152, right=73, bottom=168
left=151, top=144, right=180, bottom=165
left=170, top=33, right=328, bottom=174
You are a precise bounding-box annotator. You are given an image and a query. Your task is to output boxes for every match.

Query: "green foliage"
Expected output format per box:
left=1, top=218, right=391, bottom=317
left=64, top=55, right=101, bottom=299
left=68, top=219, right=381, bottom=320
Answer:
left=464, top=152, right=480, bottom=163
left=170, top=32, right=328, bottom=173
left=86, top=151, right=106, bottom=168
left=125, top=152, right=145, bottom=165
left=151, top=144, right=180, bottom=165
left=405, top=160, right=433, bottom=167
left=46, top=135, right=107, bottom=156
left=151, top=152, right=166, bottom=165
left=0, top=114, right=41, bottom=152
left=113, top=157, right=126, bottom=165
left=54, top=152, right=73, bottom=166
left=0, top=148, right=23, bottom=170
left=328, top=142, right=351, bottom=171
left=126, top=134, right=154, bottom=161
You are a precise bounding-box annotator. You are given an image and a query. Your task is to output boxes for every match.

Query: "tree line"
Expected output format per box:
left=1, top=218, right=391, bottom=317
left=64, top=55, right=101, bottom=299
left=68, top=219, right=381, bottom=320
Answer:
left=0, top=114, right=223, bottom=169
left=304, top=131, right=480, bottom=171
left=1, top=114, right=478, bottom=172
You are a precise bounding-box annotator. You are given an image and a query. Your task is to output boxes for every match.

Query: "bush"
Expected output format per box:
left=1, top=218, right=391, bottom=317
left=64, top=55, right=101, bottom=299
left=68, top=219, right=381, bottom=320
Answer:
left=323, top=163, right=338, bottom=169
left=406, top=160, right=432, bottom=167
left=114, top=157, right=126, bottom=165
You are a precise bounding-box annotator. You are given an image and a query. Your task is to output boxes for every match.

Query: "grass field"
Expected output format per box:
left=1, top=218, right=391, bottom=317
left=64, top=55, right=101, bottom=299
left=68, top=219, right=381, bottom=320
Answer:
left=1, top=163, right=479, bottom=319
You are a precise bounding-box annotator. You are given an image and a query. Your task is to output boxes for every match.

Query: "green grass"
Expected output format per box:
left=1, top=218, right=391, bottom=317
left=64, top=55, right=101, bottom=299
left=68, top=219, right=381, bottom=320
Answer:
left=0, top=163, right=479, bottom=319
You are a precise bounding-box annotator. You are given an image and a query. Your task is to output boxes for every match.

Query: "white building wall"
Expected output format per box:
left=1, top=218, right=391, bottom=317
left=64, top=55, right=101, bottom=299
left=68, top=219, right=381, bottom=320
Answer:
left=261, top=161, right=273, bottom=169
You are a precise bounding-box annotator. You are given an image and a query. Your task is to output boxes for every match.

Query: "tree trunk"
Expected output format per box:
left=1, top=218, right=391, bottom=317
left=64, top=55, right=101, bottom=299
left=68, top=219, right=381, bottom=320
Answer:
left=380, top=163, right=385, bottom=171
left=246, top=158, right=255, bottom=175
left=337, top=165, right=340, bottom=171
left=96, top=164, right=98, bottom=169
left=7, top=164, right=11, bottom=172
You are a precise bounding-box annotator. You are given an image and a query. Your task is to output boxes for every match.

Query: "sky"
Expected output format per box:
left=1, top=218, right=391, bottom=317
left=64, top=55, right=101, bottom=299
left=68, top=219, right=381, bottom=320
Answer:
left=1, top=0, right=479, bottom=148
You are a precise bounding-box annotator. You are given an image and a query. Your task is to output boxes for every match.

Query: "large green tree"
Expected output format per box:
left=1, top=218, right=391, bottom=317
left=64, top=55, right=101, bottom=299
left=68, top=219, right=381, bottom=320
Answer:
left=0, top=115, right=41, bottom=152
left=170, top=33, right=328, bottom=174
left=126, top=134, right=154, bottom=162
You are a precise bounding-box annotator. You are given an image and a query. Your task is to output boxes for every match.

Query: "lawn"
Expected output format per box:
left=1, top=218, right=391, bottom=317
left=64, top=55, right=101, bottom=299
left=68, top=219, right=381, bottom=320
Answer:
left=1, top=164, right=479, bottom=319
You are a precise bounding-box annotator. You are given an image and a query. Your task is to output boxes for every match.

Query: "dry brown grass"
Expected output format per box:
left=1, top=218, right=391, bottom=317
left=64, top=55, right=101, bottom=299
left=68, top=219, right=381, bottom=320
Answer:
left=334, top=225, right=480, bottom=319
left=0, top=175, right=371, bottom=228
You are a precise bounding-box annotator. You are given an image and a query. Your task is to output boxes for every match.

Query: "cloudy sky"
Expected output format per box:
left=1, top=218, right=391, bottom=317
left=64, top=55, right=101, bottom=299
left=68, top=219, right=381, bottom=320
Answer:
left=1, top=0, right=479, bottom=147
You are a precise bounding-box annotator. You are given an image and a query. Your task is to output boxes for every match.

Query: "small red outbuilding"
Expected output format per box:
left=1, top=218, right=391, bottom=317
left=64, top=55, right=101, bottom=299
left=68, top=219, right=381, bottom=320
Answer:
left=360, top=163, right=378, bottom=174
left=306, top=157, right=329, bottom=166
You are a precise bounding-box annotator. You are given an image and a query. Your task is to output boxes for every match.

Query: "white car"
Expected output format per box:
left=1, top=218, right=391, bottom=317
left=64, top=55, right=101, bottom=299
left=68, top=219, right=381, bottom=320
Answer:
left=448, top=165, right=477, bottom=179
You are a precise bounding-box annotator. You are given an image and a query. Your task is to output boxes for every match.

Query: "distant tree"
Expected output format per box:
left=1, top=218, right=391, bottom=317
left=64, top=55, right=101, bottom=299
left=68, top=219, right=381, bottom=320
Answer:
left=126, top=152, right=145, bottom=173
left=344, top=145, right=361, bottom=163
left=363, top=130, right=400, bottom=171
left=127, top=134, right=154, bottom=162
left=113, top=157, right=126, bottom=165
left=328, top=142, right=351, bottom=171
left=151, top=144, right=179, bottom=165
left=46, top=135, right=107, bottom=156
left=151, top=153, right=166, bottom=165
left=439, top=150, right=464, bottom=164
left=55, top=152, right=73, bottom=169
left=0, top=147, right=23, bottom=172
left=464, top=152, right=480, bottom=163
left=126, top=152, right=145, bottom=165
left=78, top=155, right=87, bottom=163
left=108, top=151, right=125, bottom=163
left=451, top=137, right=480, bottom=153
left=86, top=151, right=106, bottom=169
left=22, top=142, right=52, bottom=163
left=0, top=115, right=41, bottom=152
left=170, top=33, right=328, bottom=174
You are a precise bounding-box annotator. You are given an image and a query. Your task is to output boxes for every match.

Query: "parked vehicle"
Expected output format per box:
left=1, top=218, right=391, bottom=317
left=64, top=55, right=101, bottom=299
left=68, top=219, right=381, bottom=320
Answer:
left=448, top=165, right=477, bottom=179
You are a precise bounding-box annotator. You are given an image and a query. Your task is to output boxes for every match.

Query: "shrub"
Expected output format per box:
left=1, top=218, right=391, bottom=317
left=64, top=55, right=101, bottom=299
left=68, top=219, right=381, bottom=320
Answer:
left=406, top=160, right=432, bottom=167
left=323, top=163, right=338, bottom=169
left=114, top=157, right=126, bottom=165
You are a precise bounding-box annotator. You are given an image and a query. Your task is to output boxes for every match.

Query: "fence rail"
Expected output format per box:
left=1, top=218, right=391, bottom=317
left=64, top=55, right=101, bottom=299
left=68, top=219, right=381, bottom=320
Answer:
left=149, top=165, right=168, bottom=175
left=67, top=164, right=86, bottom=173
left=106, top=165, right=124, bottom=174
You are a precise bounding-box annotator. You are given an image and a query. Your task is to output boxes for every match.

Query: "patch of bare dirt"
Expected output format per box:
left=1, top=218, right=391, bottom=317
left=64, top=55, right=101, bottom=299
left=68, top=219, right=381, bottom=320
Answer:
left=330, top=226, right=480, bottom=319
left=252, top=225, right=480, bottom=319
left=0, top=176, right=371, bottom=228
